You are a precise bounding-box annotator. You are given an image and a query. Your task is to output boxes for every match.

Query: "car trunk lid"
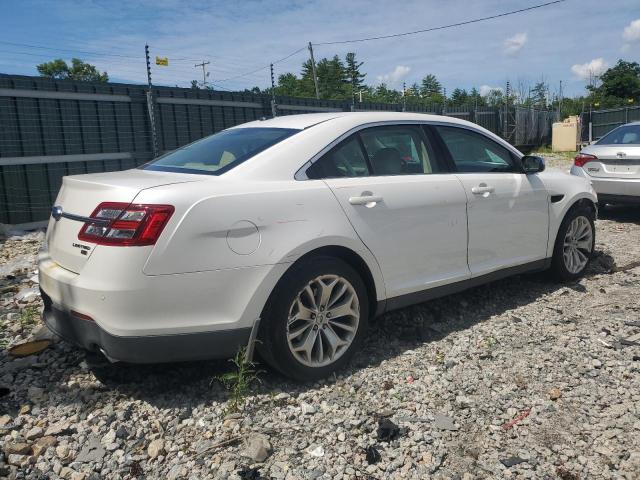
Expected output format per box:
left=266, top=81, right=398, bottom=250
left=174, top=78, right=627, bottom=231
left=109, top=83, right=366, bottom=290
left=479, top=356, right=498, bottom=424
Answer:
left=581, top=145, right=640, bottom=179
left=46, top=169, right=204, bottom=273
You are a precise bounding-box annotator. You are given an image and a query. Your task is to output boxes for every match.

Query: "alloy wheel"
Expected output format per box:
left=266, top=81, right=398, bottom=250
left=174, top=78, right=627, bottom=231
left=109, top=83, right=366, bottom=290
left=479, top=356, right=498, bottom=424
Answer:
left=563, top=215, right=593, bottom=274
left=286, top=274, right=360, bottom=368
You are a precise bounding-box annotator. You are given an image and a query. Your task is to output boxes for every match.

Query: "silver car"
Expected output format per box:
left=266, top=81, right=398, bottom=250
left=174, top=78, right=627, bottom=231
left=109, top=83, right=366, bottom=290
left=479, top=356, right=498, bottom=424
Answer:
left=571, top=122, right=640, bottom=205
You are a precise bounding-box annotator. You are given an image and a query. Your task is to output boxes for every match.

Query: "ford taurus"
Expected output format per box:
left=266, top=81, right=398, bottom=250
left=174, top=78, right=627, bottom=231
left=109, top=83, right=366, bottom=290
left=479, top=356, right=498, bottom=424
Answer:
left=39, top=112, right=597, bottom=380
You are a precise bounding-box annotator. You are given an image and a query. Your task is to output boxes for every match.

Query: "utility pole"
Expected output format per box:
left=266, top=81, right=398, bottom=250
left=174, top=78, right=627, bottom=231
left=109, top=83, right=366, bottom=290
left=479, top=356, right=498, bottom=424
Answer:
left=194, top=60, right=210, bottom=88
left=145, top=44, right=159, bottom=158
left=308, top=42, right=320, bottom=99
left=270, top=63, right=277, bottom=117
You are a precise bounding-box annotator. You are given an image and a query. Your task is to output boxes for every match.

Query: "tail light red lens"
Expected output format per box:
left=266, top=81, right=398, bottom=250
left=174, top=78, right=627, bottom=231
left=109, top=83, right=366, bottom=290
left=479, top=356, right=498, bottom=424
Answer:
left=574, top=153, right=597, bottom=167
left=78, top=202, right=174, bottom=246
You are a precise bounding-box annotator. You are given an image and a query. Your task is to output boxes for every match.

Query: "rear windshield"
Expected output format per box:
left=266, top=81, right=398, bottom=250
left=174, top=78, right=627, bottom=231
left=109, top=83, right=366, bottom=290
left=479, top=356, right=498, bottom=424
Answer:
left=597, top=125, right=640, bottom=145
left=142, top=127, right=299, bottom=175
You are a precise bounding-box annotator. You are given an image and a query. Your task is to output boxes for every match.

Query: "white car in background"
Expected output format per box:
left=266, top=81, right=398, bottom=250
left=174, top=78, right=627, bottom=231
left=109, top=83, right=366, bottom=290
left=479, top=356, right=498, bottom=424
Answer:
left=39, top=112, right=597, bottom=381
left=572, top=122, right=640, bottom=205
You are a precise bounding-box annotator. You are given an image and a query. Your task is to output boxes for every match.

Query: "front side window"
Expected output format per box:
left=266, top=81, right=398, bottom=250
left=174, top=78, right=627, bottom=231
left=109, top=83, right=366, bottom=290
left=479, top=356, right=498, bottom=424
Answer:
left=436, top=126, right=516, bottom=173
left=360, top=125, right=440, bottom=175
left=306, top=136, right=370, bottom=179
left=143, top=127, right=298, bottom=175
left=597, top=125, right=640, bottom=145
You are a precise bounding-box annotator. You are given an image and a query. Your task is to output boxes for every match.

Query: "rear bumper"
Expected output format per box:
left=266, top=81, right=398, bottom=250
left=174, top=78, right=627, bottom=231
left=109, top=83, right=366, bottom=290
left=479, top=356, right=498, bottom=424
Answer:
left=41, top=289, right=252, bottom=363
left=570, top=166, right=640, bottom=200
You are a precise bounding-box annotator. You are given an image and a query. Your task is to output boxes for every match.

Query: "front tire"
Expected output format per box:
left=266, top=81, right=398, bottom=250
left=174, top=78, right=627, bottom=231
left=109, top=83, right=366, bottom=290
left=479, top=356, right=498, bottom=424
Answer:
left=551, top=205, right=595, bottom=281
left=258, top=256, right=369, bottom=382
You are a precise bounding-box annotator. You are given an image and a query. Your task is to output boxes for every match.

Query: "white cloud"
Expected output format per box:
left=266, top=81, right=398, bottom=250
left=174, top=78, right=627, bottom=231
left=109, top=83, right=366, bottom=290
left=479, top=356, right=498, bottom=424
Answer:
left=571, top=58, right=608, bottom=80
left=479, top=85, right=503, bottom=96
left=376, top=65, right=411, bottom=85
left=623, top=18, right=640, bottom=42
left=503, top=32, right=527, bottom=56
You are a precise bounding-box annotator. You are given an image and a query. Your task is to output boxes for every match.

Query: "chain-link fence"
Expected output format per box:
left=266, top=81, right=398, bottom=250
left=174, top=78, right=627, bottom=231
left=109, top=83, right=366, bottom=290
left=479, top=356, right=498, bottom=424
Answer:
left=0, top=74, right=557, bottom=225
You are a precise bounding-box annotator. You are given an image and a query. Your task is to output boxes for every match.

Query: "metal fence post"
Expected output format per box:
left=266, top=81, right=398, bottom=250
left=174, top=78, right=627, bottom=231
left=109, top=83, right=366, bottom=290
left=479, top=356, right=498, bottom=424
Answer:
left=145, top=44, right=159, bottom=158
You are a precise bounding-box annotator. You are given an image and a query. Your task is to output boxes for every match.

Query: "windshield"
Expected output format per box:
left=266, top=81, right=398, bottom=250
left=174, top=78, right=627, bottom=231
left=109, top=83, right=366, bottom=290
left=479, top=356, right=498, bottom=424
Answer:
left=143, top=127, right=299, bottom=175
left=597, top=125, right=640, bottom=145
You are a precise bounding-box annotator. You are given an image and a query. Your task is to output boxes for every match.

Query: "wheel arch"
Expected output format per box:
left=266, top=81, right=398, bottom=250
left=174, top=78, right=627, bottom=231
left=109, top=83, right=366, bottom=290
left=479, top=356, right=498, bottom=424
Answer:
left=261, top=244, right=384, bottom=322
left=547, top=194, right=597, bottom=258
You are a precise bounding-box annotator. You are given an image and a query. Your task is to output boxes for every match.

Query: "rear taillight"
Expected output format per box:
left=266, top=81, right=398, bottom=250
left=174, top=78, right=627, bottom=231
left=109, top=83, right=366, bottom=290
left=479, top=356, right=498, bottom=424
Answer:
left=78, top=202, right=174, bottom=246
left=574, top=153, right=597, bottom=167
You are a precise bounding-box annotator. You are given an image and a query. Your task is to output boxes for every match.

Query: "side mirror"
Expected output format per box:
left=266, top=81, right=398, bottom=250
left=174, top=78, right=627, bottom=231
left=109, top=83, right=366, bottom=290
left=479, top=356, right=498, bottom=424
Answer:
left=521, top=155, right=545, bottom=174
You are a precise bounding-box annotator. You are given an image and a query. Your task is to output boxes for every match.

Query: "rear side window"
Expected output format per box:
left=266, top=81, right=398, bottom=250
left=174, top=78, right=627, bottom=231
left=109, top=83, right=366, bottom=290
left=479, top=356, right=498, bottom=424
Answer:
left=436, top=126, right=516, bottom=173
left=143, top=127, right=298, bottom=175
left=307, top=136, right=370, bottom=179
left=597, top=125, right=640, bottom=145
left=360, top=125, right=441, bottom=175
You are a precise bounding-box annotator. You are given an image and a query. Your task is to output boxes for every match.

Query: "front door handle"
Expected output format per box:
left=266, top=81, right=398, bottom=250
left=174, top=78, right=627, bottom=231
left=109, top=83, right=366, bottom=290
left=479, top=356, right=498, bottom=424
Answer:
left=471, top=185, right=495, bottom=195
left=349, top=195, right=383, bottom=206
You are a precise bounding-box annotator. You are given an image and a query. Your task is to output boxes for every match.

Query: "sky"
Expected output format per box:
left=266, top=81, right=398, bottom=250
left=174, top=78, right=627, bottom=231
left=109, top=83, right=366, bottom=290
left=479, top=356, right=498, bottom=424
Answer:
left=1, top=0, right=639, bottom=98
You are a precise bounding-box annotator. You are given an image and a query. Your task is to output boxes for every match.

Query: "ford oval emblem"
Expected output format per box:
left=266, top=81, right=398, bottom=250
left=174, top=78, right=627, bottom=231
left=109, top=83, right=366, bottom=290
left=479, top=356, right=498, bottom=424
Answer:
left=51, top=205, right=63, bottom=221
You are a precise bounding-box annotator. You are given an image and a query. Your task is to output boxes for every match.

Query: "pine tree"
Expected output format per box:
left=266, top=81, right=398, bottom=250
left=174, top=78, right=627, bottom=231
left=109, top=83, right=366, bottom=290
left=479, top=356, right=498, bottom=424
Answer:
left=450, top=88, right=469, bottom=106
left=345, top=52, right=366, bottom=101
left=420, top=74, right=444, bottom=104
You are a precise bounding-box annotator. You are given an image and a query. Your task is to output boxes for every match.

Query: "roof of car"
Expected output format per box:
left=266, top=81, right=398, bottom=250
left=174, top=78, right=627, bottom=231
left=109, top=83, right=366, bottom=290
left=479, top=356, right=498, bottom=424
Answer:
left=234, top=111, right=473, bottom=130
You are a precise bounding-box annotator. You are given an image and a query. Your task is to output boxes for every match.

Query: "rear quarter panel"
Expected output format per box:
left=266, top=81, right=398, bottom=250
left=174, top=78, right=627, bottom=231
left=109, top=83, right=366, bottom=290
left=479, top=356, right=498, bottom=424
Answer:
left=134, top=178, right=385, bottom=299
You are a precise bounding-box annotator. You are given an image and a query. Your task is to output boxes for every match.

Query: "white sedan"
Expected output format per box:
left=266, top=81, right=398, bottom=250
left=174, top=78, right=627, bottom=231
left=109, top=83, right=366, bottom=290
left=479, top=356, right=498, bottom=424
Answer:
left=39, top=112, right=597, bottom=380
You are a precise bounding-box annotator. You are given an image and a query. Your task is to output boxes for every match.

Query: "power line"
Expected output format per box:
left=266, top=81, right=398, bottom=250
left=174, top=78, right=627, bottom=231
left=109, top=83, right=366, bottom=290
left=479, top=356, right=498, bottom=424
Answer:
left=215, top=46, right=306, bottom=83
left=314, top=0, right=566, bottom=45
left=0, top=40, right=143, bottom=59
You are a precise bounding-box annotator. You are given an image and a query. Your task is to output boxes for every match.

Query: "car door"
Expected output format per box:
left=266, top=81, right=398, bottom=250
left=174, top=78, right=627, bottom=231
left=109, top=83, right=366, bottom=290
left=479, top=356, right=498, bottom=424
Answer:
left=434, top=125, right=549, bottom=276
left=306, top=124, right=470, bottom=299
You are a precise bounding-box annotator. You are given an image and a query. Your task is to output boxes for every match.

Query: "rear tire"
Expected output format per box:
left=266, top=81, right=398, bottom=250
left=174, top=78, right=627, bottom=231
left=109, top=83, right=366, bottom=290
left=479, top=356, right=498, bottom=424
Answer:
left=258, top=256, right=368, bottom=382
left=551, top=205, right=595, bottom=281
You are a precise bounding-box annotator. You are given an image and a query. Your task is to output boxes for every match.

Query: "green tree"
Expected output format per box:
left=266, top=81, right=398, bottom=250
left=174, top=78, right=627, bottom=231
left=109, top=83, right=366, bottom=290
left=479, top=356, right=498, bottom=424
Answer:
left=316, top=55, right=349, bottom=99
left=468, top=87, right=486, bottom=107
left=299, top=59, right=319, bottom=98
left=484, top=88, right=504, bottom=107
left=275, top=72, right=300, bottom=97
left=37, top=58, right=108, bottom=82
left=530, top=81, right=548, bottom=108
left=420, top=74, right=443, bottom=103
left=587, top=60, right=640, bottom=107
left=345, top=52, right=366, bottom=101
left=450, top=88, right=469, bottom=106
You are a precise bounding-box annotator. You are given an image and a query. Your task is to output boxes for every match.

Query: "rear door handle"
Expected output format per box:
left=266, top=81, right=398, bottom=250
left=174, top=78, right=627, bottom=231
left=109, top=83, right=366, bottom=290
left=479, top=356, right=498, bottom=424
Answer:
left=471, top=185, right=495, bottom=195
left=349, top=195, right=383, bottom=206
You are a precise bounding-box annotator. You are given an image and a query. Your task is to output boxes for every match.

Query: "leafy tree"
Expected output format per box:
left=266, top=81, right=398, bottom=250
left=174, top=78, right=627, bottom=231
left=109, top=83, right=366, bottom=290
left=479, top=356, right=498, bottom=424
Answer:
left=450, top=88, right=469, bottom=106
left=299, top=59, right=320, bottom=98
left=484, top=88, right=504, bottom=107
left=37, top=58, right=108, bottom=82
left=468, top=87, right=486, bottom=107
left=420, top=74, right=444, bottom=103
left=587, top=60, right=640, bottom=107
left=372, top=83, right=401, bottom=103
left=316, top=55, right=349, bottom=99
left=530, top=81, right=548, bottom=108
left=275, top=72, right=300, bottom=97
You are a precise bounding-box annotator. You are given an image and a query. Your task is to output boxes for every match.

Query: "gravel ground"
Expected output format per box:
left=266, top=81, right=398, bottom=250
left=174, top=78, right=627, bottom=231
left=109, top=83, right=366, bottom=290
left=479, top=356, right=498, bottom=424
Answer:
left=1, top=196, right=640, bottom=479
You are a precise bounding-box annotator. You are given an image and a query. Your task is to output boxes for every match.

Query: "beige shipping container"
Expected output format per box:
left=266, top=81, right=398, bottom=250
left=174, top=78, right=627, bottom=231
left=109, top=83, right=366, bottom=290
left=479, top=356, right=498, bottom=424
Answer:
left=552, top=116, right=580, bottom=152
